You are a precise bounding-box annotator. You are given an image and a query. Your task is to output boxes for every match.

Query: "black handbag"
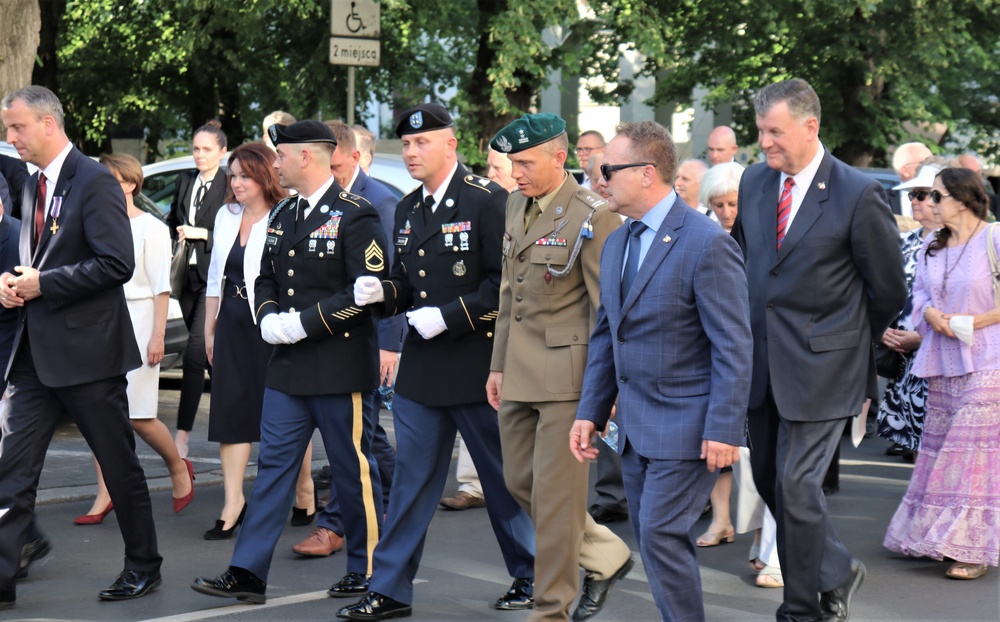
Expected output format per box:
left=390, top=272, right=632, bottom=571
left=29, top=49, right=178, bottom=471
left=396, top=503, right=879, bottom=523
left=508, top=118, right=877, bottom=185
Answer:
left=169, top=240, right=189, bottom=298
left=874, top=340, right=904, bottom=379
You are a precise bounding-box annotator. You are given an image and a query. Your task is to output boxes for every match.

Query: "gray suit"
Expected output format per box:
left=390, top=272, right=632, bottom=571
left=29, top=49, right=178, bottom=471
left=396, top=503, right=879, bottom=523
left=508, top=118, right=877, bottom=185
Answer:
left=732, top=150, right=906, bottom=621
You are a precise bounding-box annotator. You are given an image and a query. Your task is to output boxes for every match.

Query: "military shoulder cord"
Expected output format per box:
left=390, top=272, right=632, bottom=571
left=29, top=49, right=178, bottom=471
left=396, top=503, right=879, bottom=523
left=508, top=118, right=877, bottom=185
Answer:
left=545, top=212, right=594, bottom=278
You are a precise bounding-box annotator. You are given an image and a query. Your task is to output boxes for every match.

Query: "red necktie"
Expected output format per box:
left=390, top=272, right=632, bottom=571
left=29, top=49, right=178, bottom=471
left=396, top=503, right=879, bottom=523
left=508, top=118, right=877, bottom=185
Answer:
left=35, top=173, right=47, bottom=246
left=776, top=177, right=794, bottom=250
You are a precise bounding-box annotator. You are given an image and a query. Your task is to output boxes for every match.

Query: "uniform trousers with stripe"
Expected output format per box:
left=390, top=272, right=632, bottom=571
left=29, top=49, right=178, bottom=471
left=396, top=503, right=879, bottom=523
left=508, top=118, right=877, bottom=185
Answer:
left=369, top=394, right=535, bottom=605
left=231, top=389, right=383, bottom=581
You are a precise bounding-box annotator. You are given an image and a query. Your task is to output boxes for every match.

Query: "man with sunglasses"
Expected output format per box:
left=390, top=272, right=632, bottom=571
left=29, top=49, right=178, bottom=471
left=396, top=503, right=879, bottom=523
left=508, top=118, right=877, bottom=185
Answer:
left=570, top=120, right=751, bottom=621
left=487, top=113, right=630, bottom=622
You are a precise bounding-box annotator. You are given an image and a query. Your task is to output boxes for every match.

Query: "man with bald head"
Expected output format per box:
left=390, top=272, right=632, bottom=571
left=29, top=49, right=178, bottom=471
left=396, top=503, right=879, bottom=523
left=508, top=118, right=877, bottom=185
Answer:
left=675, top=159, right=710, bottom=216
left=706, top=126, right=739, bottom=165
left=891, top=142, right=933, bottom=216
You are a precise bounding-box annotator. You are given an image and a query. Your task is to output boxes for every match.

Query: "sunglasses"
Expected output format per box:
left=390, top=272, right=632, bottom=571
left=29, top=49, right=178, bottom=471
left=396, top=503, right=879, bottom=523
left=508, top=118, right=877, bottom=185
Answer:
left=600, top=162, right=655, bottom=181
left=929, top=190, right=951, bottom=203
left=907, top=190, right=929, bottom=202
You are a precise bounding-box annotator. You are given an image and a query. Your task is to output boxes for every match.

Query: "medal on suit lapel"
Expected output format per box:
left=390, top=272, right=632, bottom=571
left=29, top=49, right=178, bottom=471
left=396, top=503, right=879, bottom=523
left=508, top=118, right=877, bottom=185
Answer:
left=49, top=196, right=63, bottom=235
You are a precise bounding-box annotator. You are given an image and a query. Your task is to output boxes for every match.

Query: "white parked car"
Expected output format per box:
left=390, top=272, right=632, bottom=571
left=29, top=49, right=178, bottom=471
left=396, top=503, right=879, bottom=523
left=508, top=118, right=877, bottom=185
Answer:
left=141, top=152, right=415, bottom=215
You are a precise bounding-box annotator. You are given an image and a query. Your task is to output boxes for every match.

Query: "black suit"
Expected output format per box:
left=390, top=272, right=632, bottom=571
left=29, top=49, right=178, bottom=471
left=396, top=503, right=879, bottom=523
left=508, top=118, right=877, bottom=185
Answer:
left=0, top=147, right=160, bottom=591
left=166, top=167, right=227, bottom=431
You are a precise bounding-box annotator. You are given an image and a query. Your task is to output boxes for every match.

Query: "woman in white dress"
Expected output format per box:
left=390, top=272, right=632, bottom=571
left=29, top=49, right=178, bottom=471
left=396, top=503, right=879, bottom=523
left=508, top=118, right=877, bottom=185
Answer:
left=73, top=154, right=195, bottom=524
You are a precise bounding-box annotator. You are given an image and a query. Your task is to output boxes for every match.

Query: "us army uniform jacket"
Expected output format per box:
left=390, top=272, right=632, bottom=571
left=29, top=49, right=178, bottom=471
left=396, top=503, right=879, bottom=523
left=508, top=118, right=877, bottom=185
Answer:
left=377, top=164, right=508, bottom=407
left=255, top=183, right=389, bottom=395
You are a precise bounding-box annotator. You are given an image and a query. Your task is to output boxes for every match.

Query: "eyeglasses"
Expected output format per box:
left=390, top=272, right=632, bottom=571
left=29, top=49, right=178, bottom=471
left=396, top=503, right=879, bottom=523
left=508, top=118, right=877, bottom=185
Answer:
left=907, top=190, right=930, bottom=202
left=575, top=146, right=603, bottom=155
left=600, top=162, right=655, bottom=181
left=929, top=190, right=951, bottom=203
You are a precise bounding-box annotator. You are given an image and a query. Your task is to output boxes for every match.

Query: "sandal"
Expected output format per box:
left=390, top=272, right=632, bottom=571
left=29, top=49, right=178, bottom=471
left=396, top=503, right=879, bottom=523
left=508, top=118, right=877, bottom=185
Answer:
left=696, top=527, right=735, bottom=547
left=946, top=562, right=987, bottom=580
left=756, top=564, right=783, bottom=588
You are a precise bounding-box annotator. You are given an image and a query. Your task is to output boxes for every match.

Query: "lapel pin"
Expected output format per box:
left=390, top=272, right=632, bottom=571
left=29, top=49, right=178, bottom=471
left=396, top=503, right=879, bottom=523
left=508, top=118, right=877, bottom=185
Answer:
left=445, top=198, right=454, bottom=207
left=663, top=235, right=671, bottom=243
left=817, top=182, right=826, bottom=190
left=555, top=206, right=564, bottom=215
left=320, top=205, right=329, bottom=214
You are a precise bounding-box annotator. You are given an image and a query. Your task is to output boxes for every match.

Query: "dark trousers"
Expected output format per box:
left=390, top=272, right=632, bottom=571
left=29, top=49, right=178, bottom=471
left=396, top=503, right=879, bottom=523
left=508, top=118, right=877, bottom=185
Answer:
left=593, top=442, right=629, bottom=513
left=369, top=394, right=534, bottom=605
left=318, top=402, right=395, bottom=534
left=747, top=388, right=853, bottom=622
left=232, top=389, right=383, bottom=580
left=0, top=340, right=161, bottom=589
left=177, top=267, right=209, bottom=431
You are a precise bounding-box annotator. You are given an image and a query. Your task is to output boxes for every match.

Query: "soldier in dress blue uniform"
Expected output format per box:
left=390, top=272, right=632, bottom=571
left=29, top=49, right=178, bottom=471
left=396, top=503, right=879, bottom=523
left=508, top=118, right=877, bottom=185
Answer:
left=192, top=120, right=387, bottom=605
left=339, top=103, right=536, bottom=621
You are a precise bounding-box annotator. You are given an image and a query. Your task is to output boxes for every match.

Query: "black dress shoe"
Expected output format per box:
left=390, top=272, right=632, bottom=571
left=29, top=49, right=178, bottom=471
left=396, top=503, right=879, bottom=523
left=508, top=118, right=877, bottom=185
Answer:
left=493, top=576, right=533, bottom=610
left=572, top=555, right=634, bottom=622
left=191, top=566, right=266, bottom=604
left=823, top=484, right=840, bottom=495
left=290, top=506, right=316, bottom=527
left=98, top=569, right=162, bottom=601
left=17, top=534, right=52, bottom=579
left=328, top=572, right=371, bottom=598
left=885, top=442, right=906, bottom=456
left=337, top=591, right=412, bottom=620
left=588, top=504, right=629, bottom=524
left=820, top=559, right=866, bottom=622
left=0, top=588, right=14, bottom=610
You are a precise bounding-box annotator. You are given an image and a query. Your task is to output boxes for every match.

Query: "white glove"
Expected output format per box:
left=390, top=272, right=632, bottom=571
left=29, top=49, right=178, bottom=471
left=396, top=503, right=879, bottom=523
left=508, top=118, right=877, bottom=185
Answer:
left=280, top=311, right=307, bottom=344
left=406, top=307, right=447, bottom=339
left=354, top=276, right=384, bottom=306
left=178, top=225, right=209, bottom=241
left=260, top=313, right=292, bottom=345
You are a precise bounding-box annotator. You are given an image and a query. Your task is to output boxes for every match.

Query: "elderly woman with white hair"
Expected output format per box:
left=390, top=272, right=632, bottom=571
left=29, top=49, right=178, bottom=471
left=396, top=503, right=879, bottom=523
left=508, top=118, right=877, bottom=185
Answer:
left=698, top=161, right=744, bottom=233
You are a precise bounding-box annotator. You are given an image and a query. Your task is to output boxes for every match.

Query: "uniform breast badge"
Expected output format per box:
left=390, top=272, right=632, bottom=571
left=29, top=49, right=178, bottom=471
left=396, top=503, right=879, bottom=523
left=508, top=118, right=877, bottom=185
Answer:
left=452, top=260, right=467, bottom=276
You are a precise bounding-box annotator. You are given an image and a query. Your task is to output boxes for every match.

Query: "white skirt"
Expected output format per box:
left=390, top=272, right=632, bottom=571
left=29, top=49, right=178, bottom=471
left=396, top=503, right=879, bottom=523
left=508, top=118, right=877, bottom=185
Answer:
left=125, top=297, right=160, bottom=419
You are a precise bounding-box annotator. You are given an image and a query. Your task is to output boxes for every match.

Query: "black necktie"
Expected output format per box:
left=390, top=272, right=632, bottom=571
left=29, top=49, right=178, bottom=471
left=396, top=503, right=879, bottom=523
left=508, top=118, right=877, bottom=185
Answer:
left=621, top=220, right=648, bottom=301
left=194, top=180, right=208, bottom=210
left=296, top=198, right=309, bottom=224
left=424, top=195, right=435, bottom=214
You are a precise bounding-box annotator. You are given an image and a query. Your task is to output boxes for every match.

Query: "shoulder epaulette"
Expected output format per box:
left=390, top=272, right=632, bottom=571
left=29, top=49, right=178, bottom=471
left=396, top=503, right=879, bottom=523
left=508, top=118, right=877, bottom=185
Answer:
left=464, top=174, right=493, bottom=193
left=338, top=191, right=365, bottom=208
left=576, top=189, right=607, bottom=211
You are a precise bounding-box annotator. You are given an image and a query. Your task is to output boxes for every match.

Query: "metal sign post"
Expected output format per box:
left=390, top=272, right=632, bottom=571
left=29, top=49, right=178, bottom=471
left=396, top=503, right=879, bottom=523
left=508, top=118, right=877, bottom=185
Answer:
left=330, top=0, right=381, bottom=124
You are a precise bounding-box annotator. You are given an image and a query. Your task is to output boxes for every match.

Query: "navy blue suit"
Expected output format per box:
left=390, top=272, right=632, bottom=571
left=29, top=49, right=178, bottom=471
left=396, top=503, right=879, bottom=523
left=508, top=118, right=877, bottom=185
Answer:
left=577, top=196, right=752, bottom=621
left=317, top=169, right=400, bottom=534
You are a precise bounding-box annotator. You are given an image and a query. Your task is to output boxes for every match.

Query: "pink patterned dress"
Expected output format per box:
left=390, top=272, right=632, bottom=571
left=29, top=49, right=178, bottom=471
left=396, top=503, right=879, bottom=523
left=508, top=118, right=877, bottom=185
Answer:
left=884, top=224, right=1000, bottom=565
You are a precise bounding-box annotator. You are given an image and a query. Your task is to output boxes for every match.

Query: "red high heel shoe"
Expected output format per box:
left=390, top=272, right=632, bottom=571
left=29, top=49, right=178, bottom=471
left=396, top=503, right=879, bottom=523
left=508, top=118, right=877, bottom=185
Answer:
left=73, top=501, right=114, bottom=525
left=173, top=459, right=196, bottom=513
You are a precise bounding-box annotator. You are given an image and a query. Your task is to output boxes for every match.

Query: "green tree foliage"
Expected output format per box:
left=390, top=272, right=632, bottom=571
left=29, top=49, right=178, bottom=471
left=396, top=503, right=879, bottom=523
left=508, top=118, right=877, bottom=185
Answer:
left=613, top=0, right=1000, bottom=164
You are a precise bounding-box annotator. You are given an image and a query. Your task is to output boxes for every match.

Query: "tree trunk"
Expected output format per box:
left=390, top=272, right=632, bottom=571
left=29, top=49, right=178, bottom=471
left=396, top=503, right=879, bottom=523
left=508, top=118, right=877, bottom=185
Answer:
left=0, top=0, right=42, bottom=97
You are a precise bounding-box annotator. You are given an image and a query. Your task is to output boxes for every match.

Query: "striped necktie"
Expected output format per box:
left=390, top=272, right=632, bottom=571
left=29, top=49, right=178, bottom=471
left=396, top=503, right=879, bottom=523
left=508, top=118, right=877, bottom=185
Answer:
left=776, top=177, right=795, bottom=249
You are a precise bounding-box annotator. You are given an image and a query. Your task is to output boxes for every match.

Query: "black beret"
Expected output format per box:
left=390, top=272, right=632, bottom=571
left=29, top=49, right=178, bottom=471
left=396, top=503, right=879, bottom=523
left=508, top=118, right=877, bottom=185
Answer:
left=490, top=113, right=567, bottom=154
left=395, top=103, right=454, bottom=137
left=268, top=120, right=338, bottom=147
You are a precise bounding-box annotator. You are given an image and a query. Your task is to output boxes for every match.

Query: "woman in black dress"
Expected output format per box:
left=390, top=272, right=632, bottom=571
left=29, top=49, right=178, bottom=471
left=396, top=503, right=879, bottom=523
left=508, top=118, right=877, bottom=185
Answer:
left=203, top=143, right=287, bottom=539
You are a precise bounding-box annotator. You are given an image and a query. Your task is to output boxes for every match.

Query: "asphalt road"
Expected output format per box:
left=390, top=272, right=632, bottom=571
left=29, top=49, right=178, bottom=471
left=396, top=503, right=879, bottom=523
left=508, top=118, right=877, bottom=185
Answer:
left=11, top=380, right=1000, bottom=621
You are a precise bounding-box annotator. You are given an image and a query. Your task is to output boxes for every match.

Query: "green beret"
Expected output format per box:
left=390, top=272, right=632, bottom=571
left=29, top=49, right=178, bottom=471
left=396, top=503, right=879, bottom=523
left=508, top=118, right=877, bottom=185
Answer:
left=490, top=113, right=567, bottom=154
left=268, top=120, right=338, bottom=147
left=395, top=103, right=454, bottom=137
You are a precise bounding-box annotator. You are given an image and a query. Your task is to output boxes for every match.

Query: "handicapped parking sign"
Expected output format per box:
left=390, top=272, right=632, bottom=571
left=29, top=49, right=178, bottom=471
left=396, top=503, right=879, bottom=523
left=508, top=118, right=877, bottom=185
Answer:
left=330, top=0, right=380, bottom=39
